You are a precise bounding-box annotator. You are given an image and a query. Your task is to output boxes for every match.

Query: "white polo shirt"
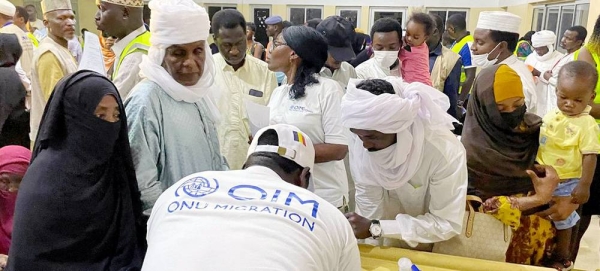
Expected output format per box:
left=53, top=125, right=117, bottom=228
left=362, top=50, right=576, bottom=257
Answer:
left=268, top=77, right=349, bottom=208
left=143, top=166, right=361, bottom=271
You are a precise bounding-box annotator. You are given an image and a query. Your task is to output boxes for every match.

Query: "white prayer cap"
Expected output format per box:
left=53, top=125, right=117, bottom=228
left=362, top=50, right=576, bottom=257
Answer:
left=532, top=30, right=557, bottom=48
left=148, top=0, right=210, bottom=46
left=476, top=11, right=521, bottom=34
left=41, top=0, right=72, bottom=14
left=0, top=0, right=15, bottom=17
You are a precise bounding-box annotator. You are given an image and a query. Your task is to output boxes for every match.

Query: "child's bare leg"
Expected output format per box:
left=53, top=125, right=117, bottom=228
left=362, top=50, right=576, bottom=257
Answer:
left=549, top=228, right=573, bottom=270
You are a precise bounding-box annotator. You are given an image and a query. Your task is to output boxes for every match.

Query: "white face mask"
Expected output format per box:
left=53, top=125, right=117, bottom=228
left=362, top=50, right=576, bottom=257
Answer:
left=535, top=45, right=555, bottom=62
left=472, top=43, right=501, bottom=68
left=373, top=50, right=399, bottom=68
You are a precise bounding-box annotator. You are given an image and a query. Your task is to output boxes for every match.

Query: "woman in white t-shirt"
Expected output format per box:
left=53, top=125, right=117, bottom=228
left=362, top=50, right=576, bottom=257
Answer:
left=267, top=26, right=349, bottom=211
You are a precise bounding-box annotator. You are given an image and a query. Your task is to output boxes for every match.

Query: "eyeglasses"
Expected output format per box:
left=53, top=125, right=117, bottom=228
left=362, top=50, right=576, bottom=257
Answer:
left=273, top=41, right=288, bottom=48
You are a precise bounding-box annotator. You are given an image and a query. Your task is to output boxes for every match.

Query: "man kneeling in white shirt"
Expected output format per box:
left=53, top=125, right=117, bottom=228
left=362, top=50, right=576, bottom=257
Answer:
left=143, top=124, right=361, bottom=271
left=343, top=78, right=467, bottom=251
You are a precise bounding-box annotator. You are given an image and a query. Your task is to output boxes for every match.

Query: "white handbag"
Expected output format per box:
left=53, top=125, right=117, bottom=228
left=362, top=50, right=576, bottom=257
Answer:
left=432, top=195, right=513, bottom=262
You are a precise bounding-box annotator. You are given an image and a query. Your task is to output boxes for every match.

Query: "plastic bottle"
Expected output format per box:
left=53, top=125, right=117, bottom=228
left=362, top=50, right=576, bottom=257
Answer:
left=398, top=258, right=421, bottom=271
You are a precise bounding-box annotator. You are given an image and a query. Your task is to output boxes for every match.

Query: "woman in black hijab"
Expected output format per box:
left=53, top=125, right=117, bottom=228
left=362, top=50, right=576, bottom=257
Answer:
left=0, top=33, right=29, bottom=148
left=7, top=71, right=145, bottom=271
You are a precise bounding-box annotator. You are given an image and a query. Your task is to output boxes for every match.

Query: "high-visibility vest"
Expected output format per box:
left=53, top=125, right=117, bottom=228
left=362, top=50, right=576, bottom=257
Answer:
left=575, top=47, right=600, bottom=125
left=513, top=40, right=532, bottom=61
left=451, top=34, right=474, bottom=93
left=26, top=32, right=38, bottom=47
left=113, top=31, right=151, bottom=80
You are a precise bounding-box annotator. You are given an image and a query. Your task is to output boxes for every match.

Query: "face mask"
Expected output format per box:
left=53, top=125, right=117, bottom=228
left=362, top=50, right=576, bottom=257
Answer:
left=501, top=104, right=527, bottom=129
left=373, top=50, right=399, bottom=68
left=535, top=45, right=555, bottom=62
left=472, top=43, right=501, bottom=68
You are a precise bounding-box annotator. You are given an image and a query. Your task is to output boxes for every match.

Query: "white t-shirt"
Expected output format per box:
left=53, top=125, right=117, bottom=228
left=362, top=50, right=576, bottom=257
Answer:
left=143, top=166, right=361, bottom=271
left=355, top=58, right=401, bottom=80
left=268, top=77, right=349, bottom=207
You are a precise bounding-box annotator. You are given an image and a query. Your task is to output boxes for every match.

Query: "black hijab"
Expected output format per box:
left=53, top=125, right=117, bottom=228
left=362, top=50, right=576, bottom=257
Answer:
left=8, top=71, right=145, bottom=271
left=0, top=33, right=28, bottom=147
left=461, top=64, right=542, bottom=200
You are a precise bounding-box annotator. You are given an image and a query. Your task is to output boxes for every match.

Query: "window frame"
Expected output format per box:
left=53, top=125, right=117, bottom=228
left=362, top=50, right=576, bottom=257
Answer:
left=369, top=7, right=408, bottom=32
left=426, top=8, right=469, bottom=28
left=287, top=5, right=324, bottom=26
left=531, top=0, right=590, bottom=52
left=336, top=6, right=362, bottom=29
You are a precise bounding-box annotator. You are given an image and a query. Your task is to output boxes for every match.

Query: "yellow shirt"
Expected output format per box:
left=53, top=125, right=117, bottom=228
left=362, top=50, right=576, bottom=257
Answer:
left=213, top=54, right=278, bottom=169
left=37, top=52, right=66, bottom=100
left=30, top=38, right=78, bottom=142
left=537, top=106, right=600, bottom=179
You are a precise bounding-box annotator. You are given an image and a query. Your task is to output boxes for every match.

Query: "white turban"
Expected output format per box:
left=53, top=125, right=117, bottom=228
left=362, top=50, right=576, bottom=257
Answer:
left=531, top=30, right=556, bottom=48
left=341, top=77, right=456, bottom=190
left=476, top=11, right=521, bottom=34
left=139, top=0, right=220, bottom=121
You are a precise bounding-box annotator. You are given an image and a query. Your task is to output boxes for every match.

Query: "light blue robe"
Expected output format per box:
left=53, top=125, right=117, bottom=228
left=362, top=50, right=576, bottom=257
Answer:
left=125, top=80, right=227, bottom=213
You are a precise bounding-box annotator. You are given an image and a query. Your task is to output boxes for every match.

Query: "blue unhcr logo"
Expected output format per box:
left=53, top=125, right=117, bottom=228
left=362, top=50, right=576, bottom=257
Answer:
left=175, top=176, right=219, bottom=198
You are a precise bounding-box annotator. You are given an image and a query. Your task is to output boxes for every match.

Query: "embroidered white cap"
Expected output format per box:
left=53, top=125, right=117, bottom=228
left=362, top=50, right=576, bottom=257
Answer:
left=247, top=124, right=315, bottom=170
left=0, top=0, right=15, bottom=17
left=476, top=11, right=521, bottom=34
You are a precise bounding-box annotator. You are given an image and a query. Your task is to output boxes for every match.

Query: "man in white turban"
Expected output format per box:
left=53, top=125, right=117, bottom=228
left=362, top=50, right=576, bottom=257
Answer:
left=125, top=0, right=227, bottom=214
left=343, top=78, right=467, bottom=250
left=471, top=11, right=538, bottom=115
left=526, top=30, right=564, bottom=117
left=538, top=25, right=587, bottom=114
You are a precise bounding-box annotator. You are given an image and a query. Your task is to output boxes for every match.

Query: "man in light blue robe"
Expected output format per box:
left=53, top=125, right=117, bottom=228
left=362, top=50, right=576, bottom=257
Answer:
left=125, top=0, right=227, bottom=213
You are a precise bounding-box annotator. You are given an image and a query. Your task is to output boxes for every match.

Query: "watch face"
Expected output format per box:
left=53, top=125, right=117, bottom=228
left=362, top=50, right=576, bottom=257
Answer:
left=370, top=224, right=382, bottom=237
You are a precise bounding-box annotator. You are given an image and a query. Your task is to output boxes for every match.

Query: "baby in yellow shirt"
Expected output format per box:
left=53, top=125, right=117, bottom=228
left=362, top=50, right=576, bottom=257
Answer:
left=536, top=61, right=600, bottom=269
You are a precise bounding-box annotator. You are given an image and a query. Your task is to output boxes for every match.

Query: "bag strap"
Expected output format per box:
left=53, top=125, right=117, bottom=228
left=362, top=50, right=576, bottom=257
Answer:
left=464, top=195, right=512, bottom=241
left=464, top=196, right=481, bottom=238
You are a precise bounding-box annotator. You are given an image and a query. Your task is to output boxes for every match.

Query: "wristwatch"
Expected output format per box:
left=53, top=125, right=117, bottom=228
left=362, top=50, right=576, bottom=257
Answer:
left=369, top=220, right=382, bottom=239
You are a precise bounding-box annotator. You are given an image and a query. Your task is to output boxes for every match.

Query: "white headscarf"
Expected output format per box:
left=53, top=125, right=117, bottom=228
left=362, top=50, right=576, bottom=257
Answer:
left=140, top=0, right=220, bottom=121
left=531, top=30, right=557, bottom=61
left=341, top=77, right=456, bottom=190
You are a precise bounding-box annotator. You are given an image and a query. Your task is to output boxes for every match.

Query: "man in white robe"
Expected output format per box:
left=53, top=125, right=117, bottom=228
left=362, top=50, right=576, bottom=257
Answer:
left=538, top=25, right=587, bottom=114
left=125, top=0, right=226, bottom=214
left=525, top=30, right=564, bottom=117
left=343, top=77, right=467, bottom=251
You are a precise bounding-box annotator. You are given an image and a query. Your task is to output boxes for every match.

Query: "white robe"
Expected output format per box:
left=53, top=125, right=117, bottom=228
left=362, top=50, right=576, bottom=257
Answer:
left=524, top=50, right=564, bottom=117
left=538, top=52, right=576, bottom=115
left=353, top=127, right=467, bottom=250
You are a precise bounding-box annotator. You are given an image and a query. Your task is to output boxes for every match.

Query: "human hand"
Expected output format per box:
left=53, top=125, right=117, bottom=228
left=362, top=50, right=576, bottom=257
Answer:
left=543, top=70, right=552, bottom=81
left=345, top=212, right=373, bottom=239
left=482, top=197, right=501, bottom=213
left=527, top=165, right=559, bottom=205
left=535, top=197, right=579, bottom=221
left=0, top=254, right=7, bottom=270
left=571, top=183, right=590, bottom=204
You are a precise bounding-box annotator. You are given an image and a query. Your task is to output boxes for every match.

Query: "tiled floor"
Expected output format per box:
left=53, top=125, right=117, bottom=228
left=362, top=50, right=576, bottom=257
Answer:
left=575, top=216, right=600, bottom=271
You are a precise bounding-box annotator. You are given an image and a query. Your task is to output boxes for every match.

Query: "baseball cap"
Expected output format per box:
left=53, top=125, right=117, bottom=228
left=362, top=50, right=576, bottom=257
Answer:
left=265, top=15, right=283, bottom=25
left=247, top=124, right=315, bottom=170
left=316, top=16, right=356, bottom=62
